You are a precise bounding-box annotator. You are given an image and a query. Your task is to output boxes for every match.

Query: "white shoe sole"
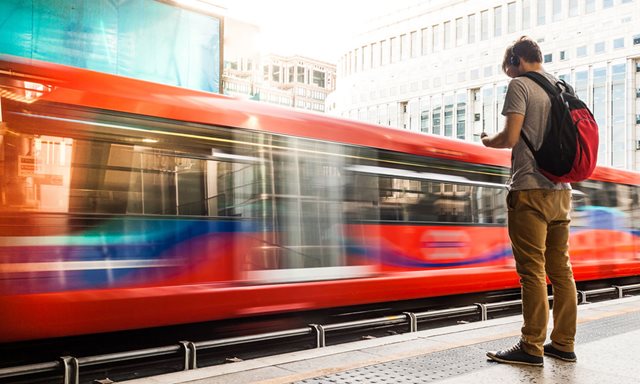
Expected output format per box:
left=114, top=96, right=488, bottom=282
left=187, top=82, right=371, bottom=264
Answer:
left=486, top=352, right=544, bottom=366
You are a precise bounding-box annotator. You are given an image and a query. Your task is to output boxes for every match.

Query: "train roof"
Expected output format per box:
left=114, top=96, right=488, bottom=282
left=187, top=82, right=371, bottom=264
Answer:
left=1, top=55, right=638, bottom=186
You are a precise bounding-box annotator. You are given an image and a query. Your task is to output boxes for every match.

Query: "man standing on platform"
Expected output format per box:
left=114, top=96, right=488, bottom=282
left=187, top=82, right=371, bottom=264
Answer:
left=481, top=36, right=578, bottom=366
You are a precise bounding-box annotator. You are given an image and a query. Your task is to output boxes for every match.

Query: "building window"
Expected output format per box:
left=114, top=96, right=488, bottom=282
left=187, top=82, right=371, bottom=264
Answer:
left=372, top=42, right=380, bottom=68
left=537, top=0, right=546, bottom=26
left=420, top=109, right=430, bottom=133
left=431, top=95, right=442, bottom=135
left=391, top=37, right=399, bottom=63
left=363, top=45, right=370, bottom=70
left=634, top=35, right=640, bottom=45
left=401, top=34, right=410, bottom=60
left=272, top=65, right=281, bottom=82
left=613, top=38, right=625, bottom=49
left=484, top=65, right=493, bottom=77
left=482, top=87, right=494, bottom=133
left=586, top=0, right=595, bottom=13
left=522, top=0, right=531, bottom=29
left=297, top=66, right=305, bottom=83
left=494, top=6, right=502, bottom=37
left=432, top=24, right=441, bottom=52
left=569, top=0, right=578, bottom=16
left=611, top=63, right=626, bottom=168
left=421, top=28, right=429, bottom=55
left=576, top=45, right=587, bottom=57
left=544, top=53, right=552, bottom=63
left=468, top=14, right=476, bottom=44
left=312, top=70, right=325, bottom=88
left=496, top=85, right=507, bottom=132
left=354, top=48, right=359, bottom=72
left=594, top=41, right=605, bottom=54
left=507, top=2, right=516, bottom=33
left=381, top=39, right=390, bottom=65
left=480, top=10, right=489, bottom=40
left=432, top=103, right=441, bottom=135
left=444, top=21, right=452, bottom=49
left=455, top=18, right=464, bottom=46
left=593, top=67, right=607, bottom=163
left=456, top=93, right=466, bottom=140
left=560, top=50, right=567, bottom=60
left=574, top=70, right=588, bottom=100
left=552, top=0, right=562, bottom=22
left=603, top=0, right=613, bottom=8
left=410, top=31, right=418, bottom=58
left=444, top=95, right=454, bottom=137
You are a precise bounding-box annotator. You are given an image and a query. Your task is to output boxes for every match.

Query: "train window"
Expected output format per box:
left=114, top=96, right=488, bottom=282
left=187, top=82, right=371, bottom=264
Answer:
left=0, top=97, right=266, bottom=218
left=343, top=150, right=508, bottom=225
left=0, top=133, right=73, bottom=213
left=476, top=187, right=507, bottom=224
left=572, top=180, right=639, bottom=230
left=0, top=132, right=230, bottom=216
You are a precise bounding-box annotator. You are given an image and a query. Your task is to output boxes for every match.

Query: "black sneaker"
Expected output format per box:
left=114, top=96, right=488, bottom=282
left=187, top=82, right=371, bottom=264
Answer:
left=486, top=341, right=544, bottom=366
left=543, top=343, right=577, bottom=362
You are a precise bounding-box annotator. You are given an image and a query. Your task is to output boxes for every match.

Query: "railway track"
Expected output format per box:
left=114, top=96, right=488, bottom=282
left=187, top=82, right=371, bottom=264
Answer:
left=1, top=279, right=639, bottom=384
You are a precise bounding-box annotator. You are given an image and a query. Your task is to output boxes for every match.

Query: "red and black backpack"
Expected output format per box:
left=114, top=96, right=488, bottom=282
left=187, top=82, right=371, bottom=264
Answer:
left=518, top=71, right=599, bottom=183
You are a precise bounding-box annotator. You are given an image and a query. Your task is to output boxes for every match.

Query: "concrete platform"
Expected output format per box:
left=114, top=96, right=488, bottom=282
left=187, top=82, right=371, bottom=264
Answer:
left=123, top=295, right=640, bottom=384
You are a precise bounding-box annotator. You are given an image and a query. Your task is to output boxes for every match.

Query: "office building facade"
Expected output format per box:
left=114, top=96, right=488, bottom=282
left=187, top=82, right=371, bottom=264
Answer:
left=224, top=51, right=336, bottom=113
left=328, top=0, right=640, bottom=170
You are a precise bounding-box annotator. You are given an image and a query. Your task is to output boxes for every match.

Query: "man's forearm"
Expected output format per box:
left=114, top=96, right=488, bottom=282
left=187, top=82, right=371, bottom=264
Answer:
left=481, top=131, right=512, bottom=148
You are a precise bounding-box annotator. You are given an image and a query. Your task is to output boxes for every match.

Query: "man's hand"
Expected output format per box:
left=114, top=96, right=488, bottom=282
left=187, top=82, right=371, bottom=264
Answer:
left=480, top=131, right=490, bottom=146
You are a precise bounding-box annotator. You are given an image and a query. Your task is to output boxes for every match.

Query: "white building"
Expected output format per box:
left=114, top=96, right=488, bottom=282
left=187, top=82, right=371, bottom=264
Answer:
left=328, top=0, right=640, bottom=170
left=223, top=19, right=336, bottom=113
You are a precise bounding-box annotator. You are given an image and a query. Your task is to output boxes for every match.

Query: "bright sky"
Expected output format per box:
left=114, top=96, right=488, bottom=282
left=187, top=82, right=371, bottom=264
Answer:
left=225, top=0, right=421, bottom=63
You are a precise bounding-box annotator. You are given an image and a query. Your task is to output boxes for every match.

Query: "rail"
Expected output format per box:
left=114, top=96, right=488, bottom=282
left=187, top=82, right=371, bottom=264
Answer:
left=1, top=283, right=639, bottom=384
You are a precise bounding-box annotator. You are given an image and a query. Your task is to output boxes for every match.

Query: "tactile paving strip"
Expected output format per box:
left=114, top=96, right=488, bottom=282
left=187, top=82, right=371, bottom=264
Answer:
left=296, top=309, right=640, bottom=384
left=298, top=347, right=488, bottom=384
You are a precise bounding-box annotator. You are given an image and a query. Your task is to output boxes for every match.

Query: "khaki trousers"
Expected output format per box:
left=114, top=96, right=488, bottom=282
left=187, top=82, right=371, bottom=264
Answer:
left=507, top=189, right=577, bottom=357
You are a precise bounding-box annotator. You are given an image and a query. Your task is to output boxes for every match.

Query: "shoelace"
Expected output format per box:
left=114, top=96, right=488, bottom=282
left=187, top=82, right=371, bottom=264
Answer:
left=501, top=342, right=523, bottom=354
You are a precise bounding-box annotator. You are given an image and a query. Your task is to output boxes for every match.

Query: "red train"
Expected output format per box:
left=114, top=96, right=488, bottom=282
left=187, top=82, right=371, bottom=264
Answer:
left=1, top=56, right=639, bottom=343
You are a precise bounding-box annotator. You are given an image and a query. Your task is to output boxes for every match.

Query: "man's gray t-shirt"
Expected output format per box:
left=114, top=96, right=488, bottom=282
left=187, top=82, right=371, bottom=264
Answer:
left=501, top=71, right=571, bottom=191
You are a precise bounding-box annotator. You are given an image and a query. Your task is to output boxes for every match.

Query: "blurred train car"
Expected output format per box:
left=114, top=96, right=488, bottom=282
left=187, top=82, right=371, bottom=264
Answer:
left=1, top=56, right=639, bottom=342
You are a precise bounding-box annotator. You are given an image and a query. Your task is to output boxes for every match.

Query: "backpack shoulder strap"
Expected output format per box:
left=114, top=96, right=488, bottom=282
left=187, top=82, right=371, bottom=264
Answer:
left=514, top=72, right=556, bottom=154
left=519, top=72, right=559, bottom=98
left=519, top=129, right=537, bottom=154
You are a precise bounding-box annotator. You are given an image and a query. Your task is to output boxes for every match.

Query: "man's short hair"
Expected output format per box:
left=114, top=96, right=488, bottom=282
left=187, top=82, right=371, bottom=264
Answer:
left=502, top=36, right=543, bottom=73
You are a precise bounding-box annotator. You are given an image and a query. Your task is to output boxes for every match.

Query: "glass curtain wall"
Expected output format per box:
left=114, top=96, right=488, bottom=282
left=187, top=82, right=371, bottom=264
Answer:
left=432, top=97, right=442, bottom=135
left=592, top=67, right=607, bottom=164
left=456, top=92, right=466, bottom=140
left=611, top=64, right=626, bottom=168
left=482, top=87, right=495, bottom=134
left=420, top=97, right=431, bottom=134
left=444, top=95, right=454, bottom=137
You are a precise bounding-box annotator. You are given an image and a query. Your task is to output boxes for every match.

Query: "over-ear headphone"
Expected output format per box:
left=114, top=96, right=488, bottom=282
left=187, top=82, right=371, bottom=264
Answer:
left=509, top=46, right=520, bottom=66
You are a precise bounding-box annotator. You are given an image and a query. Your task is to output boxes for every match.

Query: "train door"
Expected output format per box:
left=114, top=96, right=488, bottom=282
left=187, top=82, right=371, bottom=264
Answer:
left=236, top=134, right=376, bottom=283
